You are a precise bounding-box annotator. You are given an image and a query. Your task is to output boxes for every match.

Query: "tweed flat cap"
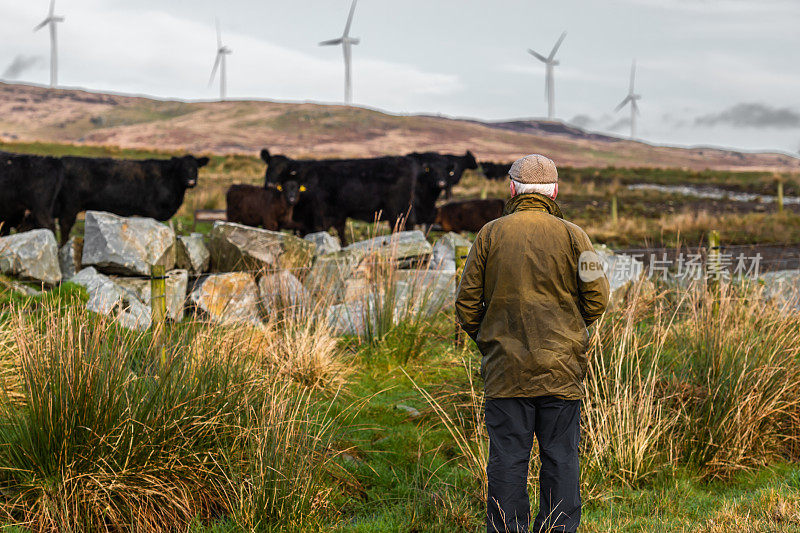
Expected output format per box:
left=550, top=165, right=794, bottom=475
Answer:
left=508, top=154, right=558, bottom=184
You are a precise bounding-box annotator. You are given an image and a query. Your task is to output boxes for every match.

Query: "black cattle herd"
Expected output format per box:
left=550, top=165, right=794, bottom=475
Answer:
left=0, top=148, right=514, bottom=245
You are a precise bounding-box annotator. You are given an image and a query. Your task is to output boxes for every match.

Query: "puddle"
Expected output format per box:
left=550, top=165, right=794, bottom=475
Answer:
left=627, top=183, right=800, bottom=205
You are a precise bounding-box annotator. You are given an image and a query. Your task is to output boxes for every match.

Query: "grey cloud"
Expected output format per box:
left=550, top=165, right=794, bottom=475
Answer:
left=2, top=55, right=43, bottom=79
left=568, top=114, right=595, bottom=129
left=695, top=103, right=800, bottom=129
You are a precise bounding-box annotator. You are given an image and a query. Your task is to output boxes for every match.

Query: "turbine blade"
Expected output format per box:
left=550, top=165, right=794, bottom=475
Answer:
left=629, top=60, right=636, bottom=94
left=49, top=0, right=55, bottom=17
left=527, top=49, right=547, bottom=63
left=319, top=38, right=344, bottom=46
left=547, top=31, right=567, bottom=61
left=343, top=0, right=358, bottom=37
left=33, top=18, right=49, bottom=31
left=209, top=54, right=221, bottom=86
left=216, top=18, right=222, bottom=48
left=614, top=96, right=631, bottom=112
left=632, top=99, right=640, bottom=115
left=350, top=37, right=360, bottom=45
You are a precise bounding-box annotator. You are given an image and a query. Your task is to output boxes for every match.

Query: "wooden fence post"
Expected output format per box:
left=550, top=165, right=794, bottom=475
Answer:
left=708, top=230, right=720, bottom=318
left=150, top=264, right=167, bottom=367
left=777, top=180, right=784, bottom=214
left=454, top=245, right=469, bottom=349
left=611, top=195, right=619, bottom=225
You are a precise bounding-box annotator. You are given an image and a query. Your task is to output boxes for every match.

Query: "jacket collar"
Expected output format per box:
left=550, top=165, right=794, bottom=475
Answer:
left=503, top=193, right=564, bottom=219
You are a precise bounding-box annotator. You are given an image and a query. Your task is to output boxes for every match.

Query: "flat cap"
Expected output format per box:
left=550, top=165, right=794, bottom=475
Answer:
left=508, top=154, right=558, bottom=184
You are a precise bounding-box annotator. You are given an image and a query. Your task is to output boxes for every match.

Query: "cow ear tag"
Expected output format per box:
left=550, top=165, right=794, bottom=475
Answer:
left=277, top=185, right=283, bottom=191
left=299, top=185, right=307, bottom=192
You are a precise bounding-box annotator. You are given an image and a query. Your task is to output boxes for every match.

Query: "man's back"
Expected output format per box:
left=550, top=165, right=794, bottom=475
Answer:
left=455, top=193, right=609, bottom=400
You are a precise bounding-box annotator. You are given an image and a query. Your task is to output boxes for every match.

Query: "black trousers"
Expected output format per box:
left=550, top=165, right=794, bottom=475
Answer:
left=485, top=396, right=581, bottom=533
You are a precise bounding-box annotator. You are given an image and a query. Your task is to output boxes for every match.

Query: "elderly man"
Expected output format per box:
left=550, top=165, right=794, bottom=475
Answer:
left=456, top=154, right=609, bottom=533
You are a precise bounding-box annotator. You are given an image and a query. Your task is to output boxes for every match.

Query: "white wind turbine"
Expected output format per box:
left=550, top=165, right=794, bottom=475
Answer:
left=528, top=31, right=567, bottom=120
left=615, top=60, right=642, bottom=139
left=33, top=0, right=64, bottom=88
left=319, top=0, right=360, bottom=105
left=209, top=19, right=232, bottom=101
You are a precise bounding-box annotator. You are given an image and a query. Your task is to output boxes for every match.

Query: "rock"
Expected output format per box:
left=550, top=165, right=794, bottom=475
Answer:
left=395, top=404, right=421, bottom=418
left=431, top=232, right=472, bottom=271
left=394, top=269, right=457, bottom=316
left=760, top=270, right=800, bottom=310
left=115, top=269, right=189, bottom=322
left=344, top=230, right=432, bottom=267
left=0, top=276, right=42, bottom=297
left=176, top=233, right=210, bottom=274
left=258, top=270, right=310, bottom=315
left=189, top=272, right=261, bottom=326
left=304, top=231, right=341, bottom=255
left=594, top=245, right=644, bottom=297
left=0, top=229, right=61, bottom=286
left=326, top=300, right=378, bottom=336
left=208, top=222, right=314, bottom=273
left=82, top=211, right=175, bottom=276
left=305, top=247, right=369, bottom=301
left=71, top=267, right=151, bottom=331
left=58, top=237, right=83, bottom=281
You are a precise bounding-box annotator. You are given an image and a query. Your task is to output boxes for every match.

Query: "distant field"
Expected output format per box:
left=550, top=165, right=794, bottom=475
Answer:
left=4, top=138, right=800, bottom=248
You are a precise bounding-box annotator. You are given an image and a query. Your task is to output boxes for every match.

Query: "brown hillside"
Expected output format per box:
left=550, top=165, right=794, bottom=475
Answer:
left=0, top=82, right=798, bottom=171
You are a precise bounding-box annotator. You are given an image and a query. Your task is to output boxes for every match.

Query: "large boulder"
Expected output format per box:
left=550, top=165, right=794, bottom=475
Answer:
left=761, top=270, right=800, bottom=310
left=394, top=269, right=457, bottom=315
left=304, top=231, right=341, bottom=256
left=189, top=272, right=261, bottom=326
left=304, top=247, right=369, bottom=301
left=82, top=211, right=175, bottom=276
left=431, top=232, right=472, bottom=272
left=344, top=230, right=432, bottom=267
left=258, top=270, right=310, bottom=315
left=58, top=237, right=83, bottom=281
left=115, top=269, right=189, bottom=322
left=0, top=229, right=61, bottom=286
left=71, top=267, right=151, bottom=331
left=208, top=222, right=314, bottom=273
left=176, top=233, right=210, bottom=274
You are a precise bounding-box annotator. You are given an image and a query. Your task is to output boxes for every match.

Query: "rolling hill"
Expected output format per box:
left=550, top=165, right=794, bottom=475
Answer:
left=1, top=82, right=798, bottom=171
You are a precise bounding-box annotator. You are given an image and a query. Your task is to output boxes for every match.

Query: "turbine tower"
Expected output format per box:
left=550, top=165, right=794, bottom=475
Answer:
left=319, top=0, right=360, bottom=105
left=615, top=60, right=642, bottom=139
left=528, top=31, right=567, bottom=121
left=209, top=19, right=232, bottom=101
left=33, top=0, right=64, bottom=88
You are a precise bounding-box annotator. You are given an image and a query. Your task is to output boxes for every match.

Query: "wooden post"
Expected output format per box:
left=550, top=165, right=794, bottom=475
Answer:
left=777, top=180, right=784, bottom=214
left=708, top=231, right=720, bottom=318
left=454, top=245, right=469, bottom=349
left=611, top=195, right=619, bottom=225
left=150, top=265, right=167, bottom=367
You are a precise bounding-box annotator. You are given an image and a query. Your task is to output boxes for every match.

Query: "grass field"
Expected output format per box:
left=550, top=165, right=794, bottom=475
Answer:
left=2, top=267, right=800, bottom=531
left=3, top=140, right=800, bottom=531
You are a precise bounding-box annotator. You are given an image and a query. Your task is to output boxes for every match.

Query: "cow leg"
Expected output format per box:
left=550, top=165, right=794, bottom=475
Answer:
left=335, top=220, right=348, bottom=246
left=57, top=211, right=77, bottom=247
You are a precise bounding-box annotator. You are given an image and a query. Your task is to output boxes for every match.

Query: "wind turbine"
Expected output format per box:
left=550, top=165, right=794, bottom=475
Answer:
left=209, top=19, right=232, bottom=101
left=615, top=60, right=642, bottom=139
left=528, top=31, right=566, bottom=121
left=319, top=0, right=360, bottom=105
left=33, top=0, right=64, bottom=88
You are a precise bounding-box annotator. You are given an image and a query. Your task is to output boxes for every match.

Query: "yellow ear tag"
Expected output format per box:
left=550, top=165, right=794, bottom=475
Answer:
left=299, top=185, right=307, bottom=192
left=277, top=185, right=283, bottom=191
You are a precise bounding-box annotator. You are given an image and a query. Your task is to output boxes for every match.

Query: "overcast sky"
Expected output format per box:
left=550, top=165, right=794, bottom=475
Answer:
left=1, top=0, right=799, bottom=154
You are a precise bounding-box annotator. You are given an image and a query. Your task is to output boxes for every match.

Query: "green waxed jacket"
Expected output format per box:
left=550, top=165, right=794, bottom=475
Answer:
left=455, top=193, right=609, bottom=400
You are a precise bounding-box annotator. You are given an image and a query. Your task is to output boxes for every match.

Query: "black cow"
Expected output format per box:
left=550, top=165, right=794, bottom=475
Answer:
left=481, top=161, right=512, bottom=180
left=408, top=151, right=477, bottom=198
left=261, top=149, right=420, bottom=244
left=54, top=155, right=208, bottom=245
left=0, top=151, right=64, bottom=236
left=226, top=183, right=303, bottom=231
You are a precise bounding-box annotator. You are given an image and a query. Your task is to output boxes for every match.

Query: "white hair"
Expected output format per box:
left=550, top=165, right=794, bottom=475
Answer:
left=511, top=180, right=557, bottom=199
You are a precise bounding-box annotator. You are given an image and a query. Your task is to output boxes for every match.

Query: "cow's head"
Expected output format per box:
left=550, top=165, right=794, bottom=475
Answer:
left=261, top=149, right=297, bottom=186
left=273, top=180, right=307, bottom=206
left=172, top=155, right=209, bottom=188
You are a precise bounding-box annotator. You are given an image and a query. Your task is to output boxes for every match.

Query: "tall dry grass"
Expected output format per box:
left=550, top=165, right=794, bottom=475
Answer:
left=0, top=302, right=344, bottom=532
left=417, top=279, right=800, bottom=504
